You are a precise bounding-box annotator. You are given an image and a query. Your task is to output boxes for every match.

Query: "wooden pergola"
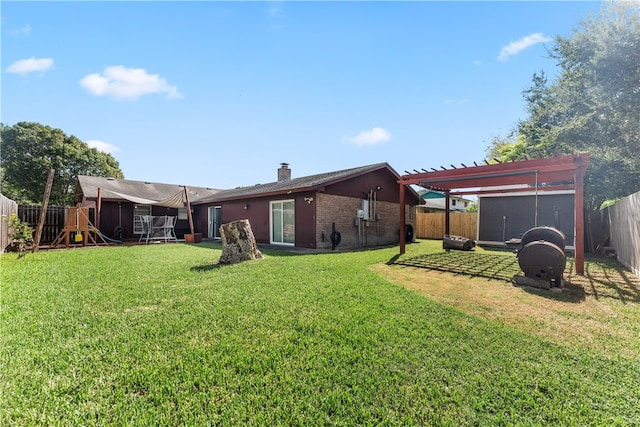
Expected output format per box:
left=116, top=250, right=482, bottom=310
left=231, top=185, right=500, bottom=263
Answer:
left=398, top=153, right=590, bottom=274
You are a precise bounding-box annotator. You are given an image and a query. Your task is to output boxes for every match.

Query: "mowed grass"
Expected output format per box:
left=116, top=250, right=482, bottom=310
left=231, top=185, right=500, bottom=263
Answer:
left=2, top=241, right=640, bottom=426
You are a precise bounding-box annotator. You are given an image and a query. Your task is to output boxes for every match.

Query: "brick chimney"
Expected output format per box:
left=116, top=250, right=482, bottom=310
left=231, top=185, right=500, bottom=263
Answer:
left=278, top=163, right=291, bottom=181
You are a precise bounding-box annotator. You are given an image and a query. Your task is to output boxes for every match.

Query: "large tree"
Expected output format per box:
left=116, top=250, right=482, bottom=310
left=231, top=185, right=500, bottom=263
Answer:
left=1, top=122, right=124, bottom=206
left=491, top=1, right=640, bottom=210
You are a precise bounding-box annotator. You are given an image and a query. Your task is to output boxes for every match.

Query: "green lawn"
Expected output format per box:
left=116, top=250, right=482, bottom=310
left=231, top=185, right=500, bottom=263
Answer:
left=2, top=241, right=639, bottom=426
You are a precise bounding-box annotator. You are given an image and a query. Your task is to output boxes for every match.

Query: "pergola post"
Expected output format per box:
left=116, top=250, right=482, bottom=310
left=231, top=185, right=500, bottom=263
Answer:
left=444, top=190, right=451, bottom=236
left=399, top=181, right=406, bottom=254
left=574, top=160, right=587, bottom=275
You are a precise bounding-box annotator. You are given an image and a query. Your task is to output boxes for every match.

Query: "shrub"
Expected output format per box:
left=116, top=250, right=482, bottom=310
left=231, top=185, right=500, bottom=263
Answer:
left=4, top=213, right=34, bottom=258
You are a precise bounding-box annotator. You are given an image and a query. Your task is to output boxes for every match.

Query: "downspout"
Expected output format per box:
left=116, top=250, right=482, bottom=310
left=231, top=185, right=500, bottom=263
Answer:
left=97, top=187, right=102, bottom=231
left=373, top=189, right=379, bottom=245
left=373, top=189, right=377, bottom=221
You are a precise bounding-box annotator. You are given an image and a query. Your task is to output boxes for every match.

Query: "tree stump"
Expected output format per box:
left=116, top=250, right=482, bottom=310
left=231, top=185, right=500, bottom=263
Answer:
left=219, top=219, right=263, bottom=264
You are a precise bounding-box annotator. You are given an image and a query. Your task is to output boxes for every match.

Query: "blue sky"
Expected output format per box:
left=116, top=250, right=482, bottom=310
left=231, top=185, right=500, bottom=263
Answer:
left=2, top=1, right=603, bottom=190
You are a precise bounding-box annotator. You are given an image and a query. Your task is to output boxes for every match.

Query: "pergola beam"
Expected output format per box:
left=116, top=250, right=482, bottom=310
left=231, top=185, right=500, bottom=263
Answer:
left=401, top=154, right=583, bottom=186
left=450, top=184, right=575, bottom=197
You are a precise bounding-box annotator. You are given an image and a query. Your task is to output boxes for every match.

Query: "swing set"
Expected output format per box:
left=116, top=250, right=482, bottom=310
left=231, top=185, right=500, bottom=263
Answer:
left=50, top=206, right=109, bottom=249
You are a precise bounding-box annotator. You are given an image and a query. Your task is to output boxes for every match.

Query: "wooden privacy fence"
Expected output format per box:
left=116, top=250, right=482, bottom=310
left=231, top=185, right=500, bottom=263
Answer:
left=415, top=212, right=477, bottom=240
left=607, top=190, right=640, bottom=277
left=18, top=205, right=67, bottom=244
left=1, top=194, right=19, bottom=253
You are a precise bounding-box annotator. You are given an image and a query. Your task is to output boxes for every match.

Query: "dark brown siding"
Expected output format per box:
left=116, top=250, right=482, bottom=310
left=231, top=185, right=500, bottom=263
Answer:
left=295, top=192, right=316, bottom=248
left=221, top=199, right=271, bottom=243
left=194, top=199, right=272, bottom=243
left=323, top=169, right=405, bottom=203
left=194, top=205, right=210, bottom=238
left=196, top=192, right=317, bottom=247
left=99, top=202, right=125, bottom=238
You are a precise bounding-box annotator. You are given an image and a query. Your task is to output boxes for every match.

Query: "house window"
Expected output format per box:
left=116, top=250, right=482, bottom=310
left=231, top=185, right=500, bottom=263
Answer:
left=178, top=208, right=188, bottom=220
left=452, top=199, right=457, bottom=206
left=270, top=200, right=295, bottom=245
left=133, top=204, right=151, bottom=234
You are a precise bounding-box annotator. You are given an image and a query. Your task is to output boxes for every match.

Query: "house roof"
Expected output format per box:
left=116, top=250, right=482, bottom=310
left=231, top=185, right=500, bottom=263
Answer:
left=77, top=162, right=420, bottom=207
left=76, top=175, right=221, bottom=205
left=420, top=190, right=446, bottom=199
left=194, top=162, right=410, bottom=204
left=419, top=190, right=472, bottom=211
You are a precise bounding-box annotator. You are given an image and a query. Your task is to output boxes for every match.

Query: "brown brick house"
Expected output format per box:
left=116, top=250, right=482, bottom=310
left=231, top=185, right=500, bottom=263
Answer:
left=192, top=163, right=420, bottom=250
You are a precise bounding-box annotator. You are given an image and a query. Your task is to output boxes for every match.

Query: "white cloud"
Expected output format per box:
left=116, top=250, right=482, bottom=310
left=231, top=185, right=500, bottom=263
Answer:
left=10, top=24, right=32, bottom=36
left=6, top=57, right=54, bottom=75
left=87, top=140, right=119, bottom=154
left=79, top=65, right=182, bottom=100
left=498, top=33, right=552, bottom=62
left=267, top=1, right=285, bottom=32
left=343, top=127, right=391, bottom=147
left=267, top=1, right=284, bottom=18
left=444, top=98, right=469, bottom=105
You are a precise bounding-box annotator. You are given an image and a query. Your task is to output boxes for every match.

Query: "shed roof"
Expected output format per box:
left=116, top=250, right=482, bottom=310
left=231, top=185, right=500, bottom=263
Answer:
left=76, top=175, right=221, bottom=205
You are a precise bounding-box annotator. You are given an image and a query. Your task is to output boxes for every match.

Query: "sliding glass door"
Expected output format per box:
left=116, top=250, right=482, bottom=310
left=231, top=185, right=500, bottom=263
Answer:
left=208, top=206, right=221, bottom=239
left=270, top=200, right=294, bottom=245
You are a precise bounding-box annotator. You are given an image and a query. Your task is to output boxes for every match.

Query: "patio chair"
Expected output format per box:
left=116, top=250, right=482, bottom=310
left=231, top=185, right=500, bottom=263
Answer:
left=162, top=216, right=178, bottom=242
left=138, top=215, right=152, bottom=243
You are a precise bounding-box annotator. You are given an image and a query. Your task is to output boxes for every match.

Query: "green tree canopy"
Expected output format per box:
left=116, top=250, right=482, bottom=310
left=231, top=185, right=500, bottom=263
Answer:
left=489, top=1, right=640, bottom=210
left=1, top=122, right=124, bottom=206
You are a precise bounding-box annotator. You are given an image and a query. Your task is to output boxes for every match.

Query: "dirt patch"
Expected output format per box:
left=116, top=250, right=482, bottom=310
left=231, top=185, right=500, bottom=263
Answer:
left=374, top=253, right=640, bottom=359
